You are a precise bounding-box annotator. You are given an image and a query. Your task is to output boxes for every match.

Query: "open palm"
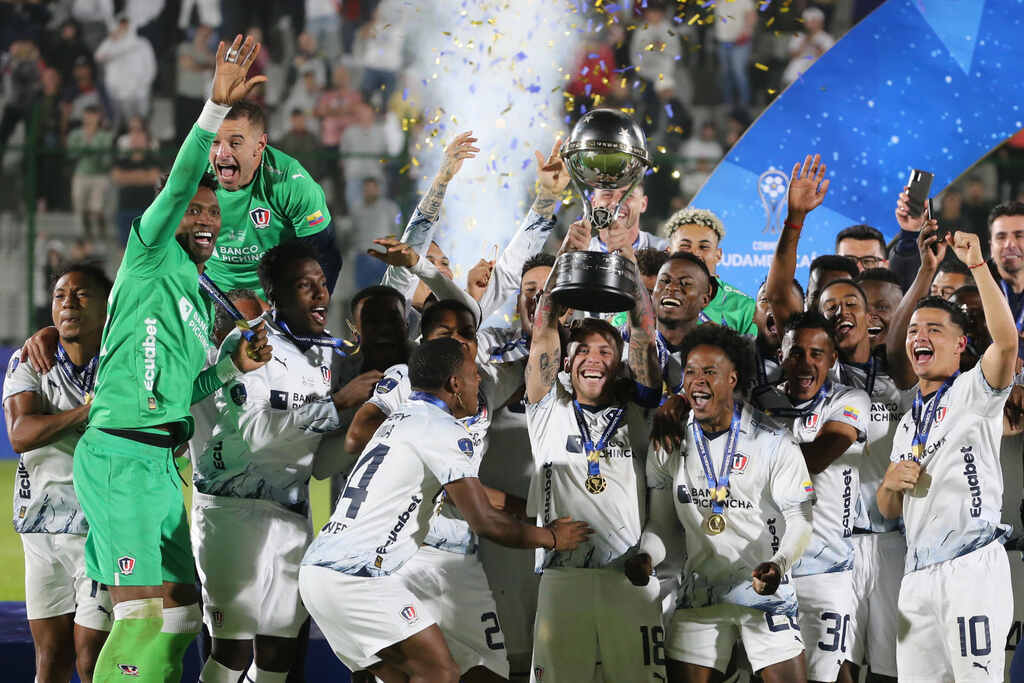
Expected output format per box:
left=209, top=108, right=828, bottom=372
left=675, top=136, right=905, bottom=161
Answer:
left=788, top=154, right=830, bottom=215
left=212, top=34, right=268, bottom=106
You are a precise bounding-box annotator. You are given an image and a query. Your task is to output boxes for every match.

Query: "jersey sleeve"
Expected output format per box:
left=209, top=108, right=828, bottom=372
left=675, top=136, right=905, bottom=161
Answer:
left=2, top=349, right=41, bottom=402
left=366, top=365, right=410, bottom=417
left=962, top=363, right=1012, bottom=414
left=280, top=160, right=333, bottom=238
left=475, top=209, right=555, bottom=322
left=380, top=208, right=440, bottom=304
left=822, top=387, right=871, bottom=443
left=525, top=382, right=566, bottom=460
left=645, top=443, right=679, bottom=491
left=737, top=297, right=758, bottom=337
left=769, top=433, right=816, bottom=510
left=419, top=418, right=481, bottom=485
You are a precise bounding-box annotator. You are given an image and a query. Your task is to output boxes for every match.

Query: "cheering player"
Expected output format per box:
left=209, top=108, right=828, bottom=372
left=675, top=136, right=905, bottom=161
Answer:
left=71, top=36, right=271, bottom=682
left=639, top=324, right=815, bottom=682
left=878, top=230, right=1017, bottom=682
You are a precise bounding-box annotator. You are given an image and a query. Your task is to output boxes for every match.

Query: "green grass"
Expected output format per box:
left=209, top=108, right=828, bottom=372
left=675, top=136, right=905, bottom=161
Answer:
left=0, top=459, right=336, bottom=602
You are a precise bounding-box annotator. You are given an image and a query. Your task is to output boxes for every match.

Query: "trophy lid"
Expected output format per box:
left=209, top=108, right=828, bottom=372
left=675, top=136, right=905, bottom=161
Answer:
left=561, top=109, right=650, bottom=190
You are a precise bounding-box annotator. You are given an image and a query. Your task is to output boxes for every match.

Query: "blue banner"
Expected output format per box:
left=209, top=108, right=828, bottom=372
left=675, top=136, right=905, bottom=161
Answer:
left=692, top=0, right=1024, bottom=296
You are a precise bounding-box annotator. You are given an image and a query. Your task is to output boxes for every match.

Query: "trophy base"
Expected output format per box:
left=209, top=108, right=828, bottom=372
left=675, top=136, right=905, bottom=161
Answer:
left=550, top=251, right=638, bottom=314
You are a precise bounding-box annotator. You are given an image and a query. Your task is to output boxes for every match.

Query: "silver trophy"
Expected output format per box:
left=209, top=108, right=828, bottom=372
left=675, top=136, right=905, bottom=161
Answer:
left=550, top=109, right=651, bottom=313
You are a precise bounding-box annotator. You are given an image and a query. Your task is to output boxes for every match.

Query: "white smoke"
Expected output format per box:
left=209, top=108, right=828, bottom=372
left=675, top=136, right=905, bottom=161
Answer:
left=384, top=0, right=584, bottom=306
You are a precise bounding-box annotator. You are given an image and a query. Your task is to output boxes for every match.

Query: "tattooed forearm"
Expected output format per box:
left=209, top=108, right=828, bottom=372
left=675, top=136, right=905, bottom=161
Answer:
left=628, top=283, right=661, bottom=389
left=538, top=351, right=559, bottom=387
left=417, top=178, right=449, bottom=219
left=526, top=290, right=563, bottom=402
left=531, top=193, right=559, bottom=219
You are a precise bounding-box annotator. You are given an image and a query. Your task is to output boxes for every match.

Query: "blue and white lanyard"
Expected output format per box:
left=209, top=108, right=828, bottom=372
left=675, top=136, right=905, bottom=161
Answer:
left=572, top=400, right=626, bottom=481
left=909, top=372, right=958, bottom=462
left=691, top=402, right=743, bottom=516
left=55, top=344, right=97, bottom=401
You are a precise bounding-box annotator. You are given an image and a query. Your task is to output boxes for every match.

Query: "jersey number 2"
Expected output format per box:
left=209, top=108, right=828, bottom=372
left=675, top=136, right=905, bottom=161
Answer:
left=341, top=444, right=389, bottom=519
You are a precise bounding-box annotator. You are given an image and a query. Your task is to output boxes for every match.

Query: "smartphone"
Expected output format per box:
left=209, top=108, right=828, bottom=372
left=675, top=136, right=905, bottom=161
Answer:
left=906, top=169, right=934, bottom=218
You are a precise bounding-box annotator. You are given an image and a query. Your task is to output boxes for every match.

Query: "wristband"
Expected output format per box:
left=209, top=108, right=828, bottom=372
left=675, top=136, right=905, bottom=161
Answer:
left=216, top=352, right=243, bottom=384
left=969, top=261, right=988, bottom=270
left=197, top=100, right=231, bottom=134
left=784, top=220, right=803, bottom=231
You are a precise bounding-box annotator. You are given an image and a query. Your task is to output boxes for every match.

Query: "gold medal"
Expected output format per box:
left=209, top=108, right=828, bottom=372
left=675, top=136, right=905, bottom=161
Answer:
left=585, top=474, right=607, bottom=494
left=911, top=443, right=924, bottom=461
left=703, top=513, right=727, bottom=535
left=714, top=485, right=729, bottom=503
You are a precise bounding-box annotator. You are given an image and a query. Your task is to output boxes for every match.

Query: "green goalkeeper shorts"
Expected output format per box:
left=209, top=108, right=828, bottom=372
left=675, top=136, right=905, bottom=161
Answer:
left=73, top=426, right=195, bottom=587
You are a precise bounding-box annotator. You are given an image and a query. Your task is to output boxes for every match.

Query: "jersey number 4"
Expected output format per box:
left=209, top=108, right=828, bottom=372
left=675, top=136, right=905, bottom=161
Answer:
left=341, top=444, right=389, bottom=519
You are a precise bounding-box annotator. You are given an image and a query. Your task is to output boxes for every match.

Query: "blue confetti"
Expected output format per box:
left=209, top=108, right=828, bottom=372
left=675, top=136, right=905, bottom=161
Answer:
left=665, top=104, right=674, bottom=117
left=581, top=65, right=590, bottom=76
left=614, top=65, right=636, bottom=73
left=515, top=51, right=528, bottom=61
left=528, top=84, right=541, bottom=93
left=584, top=83, right=592, bottom=96
left=607, top=3, right=621, bottom=13
left=470, top=83, right=477, bottom=94
left=394, top=213, right=401, bottom=224
left=510, top=138, right=518, bottom=150
left=402, top=88, right=408, bottom=101
left=588, top=52, right=600, bottom=59
left=521, top=158, right=531, bottom=170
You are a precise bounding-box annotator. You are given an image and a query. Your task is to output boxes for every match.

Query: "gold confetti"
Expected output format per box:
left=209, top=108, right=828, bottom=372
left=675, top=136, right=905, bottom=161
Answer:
left=688, top=14, right=700, bottom=25
left=671, top=169, right=681, bottom=179
left=768, top=88, right=777, bottom=95
left=411, top=157, right=420, bottom=167
left=755, top=63, right=769, bottom=71
left=399, top=164, right=410, bottom=174
left=766, top=16, right=775, bottom=27
left=657, top=145, right=667, bottom=154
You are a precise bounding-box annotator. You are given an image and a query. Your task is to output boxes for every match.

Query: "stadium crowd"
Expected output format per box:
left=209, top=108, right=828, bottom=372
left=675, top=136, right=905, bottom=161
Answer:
left=5, top=3, right=1024, bottom=683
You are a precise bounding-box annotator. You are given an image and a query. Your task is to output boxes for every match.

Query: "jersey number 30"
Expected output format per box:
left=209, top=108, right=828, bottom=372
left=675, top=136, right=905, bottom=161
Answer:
left=341, top=444, right=389, bottom=519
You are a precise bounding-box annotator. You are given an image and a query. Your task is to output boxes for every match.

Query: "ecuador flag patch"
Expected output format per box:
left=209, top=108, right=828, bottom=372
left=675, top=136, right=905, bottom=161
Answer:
left=306, top=210, right=325, bottom=227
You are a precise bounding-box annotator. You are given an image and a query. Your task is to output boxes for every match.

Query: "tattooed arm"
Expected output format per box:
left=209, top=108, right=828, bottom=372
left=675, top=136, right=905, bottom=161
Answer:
left=525, top=280, right=565, bottom=405
left=418, top=131, right=479, bottom=220
left=628, top=271, right=662, bottom=395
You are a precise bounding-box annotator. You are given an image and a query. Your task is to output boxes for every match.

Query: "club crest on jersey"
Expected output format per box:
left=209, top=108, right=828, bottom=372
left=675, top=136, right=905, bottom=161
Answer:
left=249, top=207, right=271, bottom=229
left=321, top=366, right=331, bottom=384
left=804, top=413, right=820, bottom=429
left=117, top=664, right=140, bottom=676
left=211, top=609, right=223, bottom=627
left=375, top=377, right=398, bottom=394
left=117, top=556, right=135, bottom=575
left=731, top=454, right=749, bottom=473
left=458, top=438, right=474, bottom=458
left=935, top=406, right=947, bottom=423
left=400, top=605, right=418, bottom=623
left=230, top=383, right=247, bottom=406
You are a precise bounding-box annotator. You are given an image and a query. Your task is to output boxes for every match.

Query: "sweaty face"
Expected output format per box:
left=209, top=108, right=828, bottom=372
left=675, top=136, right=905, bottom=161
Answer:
left=781, top=327, right=837, bottom=402
left=906, top=307, right=965, bottom=381
left=592, top=186, right=647, bottom=235
left=991, top=215, right=1024, bottom=276
left=517, top=265, right=551, bottom=338
left=653, top=259, right=710, bottom=325
left=836, top=238, right=886, bottom=271
left=275, top=258, right=329, bottom=336
left=817, top=282, right=868, bottom=354
left=452, top=353, right=481, bottom=418
left=424, top=308, right=479, bottom=359
left=683, top=344, right=738, bottom=426
left=211, top=117, right=267, bottom=191
left=669, top=224, right=722, bottom=275
left=355, top=295, right=407, bottom=348
left=930, top=271, right=969, bottom=300
left=570, top=331, right=620, bottom=404
left=175, top=186, right=222, bottom=264
left=860, top=280, right=903, bottom=350
left=51, top=271, right=107, bottom=342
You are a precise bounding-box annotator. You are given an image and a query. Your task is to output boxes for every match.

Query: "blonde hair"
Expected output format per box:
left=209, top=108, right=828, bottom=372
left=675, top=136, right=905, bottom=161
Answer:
left=664, top=207, right=726, bottom=242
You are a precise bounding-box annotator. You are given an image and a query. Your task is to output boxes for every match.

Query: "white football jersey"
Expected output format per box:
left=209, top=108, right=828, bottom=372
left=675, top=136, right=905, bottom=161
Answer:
left=891, top=365, right=1011, bottom=573
left=193, top=320, right=351, bottom=512
left=526, top=383, right=651, bottom=570
left=369, top=362, right=492, bottom=554
left=830, top=359, right=915, bottom=532
left=302, top=397, right=481, bottom=577
left=3, top=347, right=92, bottom=535
left=187, top=345, right=220, bottom=469
left=588, top=229, right=668, bottom=253
left=785, top=383, right=870, bottom=576
left=647, top=401, right=815, bottom=617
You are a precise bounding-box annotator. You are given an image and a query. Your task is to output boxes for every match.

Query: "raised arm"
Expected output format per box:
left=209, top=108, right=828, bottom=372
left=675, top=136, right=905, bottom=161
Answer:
left=765, top=154, right=830, bottom=325
left=627, top=259, right=662, bottom=395
left=950, top=231, right=1018, bottom=389
left=525, top=285, right=564, bottom=405
left=885, top=215, right=943, bottom=390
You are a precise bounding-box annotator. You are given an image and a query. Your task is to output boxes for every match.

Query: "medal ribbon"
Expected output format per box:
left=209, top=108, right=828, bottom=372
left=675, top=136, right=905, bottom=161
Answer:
left=766, top=380, right=832, bottom=419
left=999, top=280, right=1024, bottom=358
left=691, top=402, right=743, bottom=516
left=410, top=390, right=452, bottom=415
left=572, top=400, right=626, bottom=482
left=55, top=343, right=97, bottom=402
left=840, top=356, right=878, bottom=396
left=910, top=372, right=958, bottom=463
left=275, top=315, right=350, bottom=356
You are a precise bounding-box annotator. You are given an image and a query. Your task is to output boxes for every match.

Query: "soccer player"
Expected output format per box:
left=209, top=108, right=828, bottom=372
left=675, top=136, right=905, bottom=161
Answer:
left=4, top=264, right=113, bottom=683
left=524, top=239, right=664, bottom=681
left=664, top=207, right=756, bottom=336
left=636, top=247, right=670, bottom=295
left=206, top=97, right=341, bottom=294
left=770, top=312, right=871, bottom=683
left=855, top=269, right=904, bottom=352
left=71, top=36, right=272, bottom=682
left=639, top=324, right=814, bottom=682
left=754, top=278, right=805, bottom=389
left=878, top=230, right=1017, bottom=682
left=588, top=183, right=668, bottom=252
left=300, top=338, right=590, bottom=682
left=805, top=256, right=859, bottom=313
left=930, top=260, right=972, bottom=300
left=192, top=243, right=377, bottom=683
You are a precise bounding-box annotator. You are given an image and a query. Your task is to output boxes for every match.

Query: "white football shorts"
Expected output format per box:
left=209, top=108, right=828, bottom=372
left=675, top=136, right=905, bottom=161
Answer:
left=22, top=532, right=112, bottom=631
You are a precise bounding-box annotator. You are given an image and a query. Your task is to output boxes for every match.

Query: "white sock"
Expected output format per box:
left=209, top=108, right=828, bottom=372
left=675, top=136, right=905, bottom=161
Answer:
left=113, top=597, right=163, bottom=621
left=161, top=604, right=203, bottom=634
left=244, top=661, right=288, bottom=682
left=200, top=657, right=246, bottom=683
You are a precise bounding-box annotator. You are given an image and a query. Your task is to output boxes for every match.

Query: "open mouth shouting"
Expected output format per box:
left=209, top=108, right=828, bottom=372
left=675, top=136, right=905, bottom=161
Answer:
left=660, top=296, right=682, bottom=309
left=688, top=389, right=713, bottom=411
left=216, top=160, right=240, bottom=186
left=193, top=230, right=214, bottom=249
left=766, top=312, right=778, bottom=338
left=834, top=319, right=855, bottom=339
left=912, top=343, right=934, bottom=367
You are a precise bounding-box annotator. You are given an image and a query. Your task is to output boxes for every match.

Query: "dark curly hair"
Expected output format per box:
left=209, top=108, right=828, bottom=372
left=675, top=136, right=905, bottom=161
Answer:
left=678, top=324, right=757, bottom=395
left=521, top=253, right=555, bottom=279
left=421, top=298, right=478, bottom=337
left=257, top=241, right=320, bottom=305
left=635, top=248, right=670, bottom=278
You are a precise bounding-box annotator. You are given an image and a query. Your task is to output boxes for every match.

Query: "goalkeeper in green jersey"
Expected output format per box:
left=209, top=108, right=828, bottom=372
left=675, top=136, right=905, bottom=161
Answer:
left=71, top=35, right=273, bottom=683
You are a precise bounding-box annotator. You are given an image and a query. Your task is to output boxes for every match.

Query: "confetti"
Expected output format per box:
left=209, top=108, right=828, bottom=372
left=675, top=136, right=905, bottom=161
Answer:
left=755, top=63, right=769, bottom=71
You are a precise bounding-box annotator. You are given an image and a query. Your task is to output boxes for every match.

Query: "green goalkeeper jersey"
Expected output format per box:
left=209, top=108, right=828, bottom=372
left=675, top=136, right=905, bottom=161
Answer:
left=88, top=122, right=218, bottom=442
left=205, top=146, right=330, bottom=293
left=700, top=276, right=758, bottom=337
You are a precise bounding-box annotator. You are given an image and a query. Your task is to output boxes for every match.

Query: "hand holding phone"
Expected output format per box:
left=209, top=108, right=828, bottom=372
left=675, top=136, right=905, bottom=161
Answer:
left=906, top=169, right=934, bottom=218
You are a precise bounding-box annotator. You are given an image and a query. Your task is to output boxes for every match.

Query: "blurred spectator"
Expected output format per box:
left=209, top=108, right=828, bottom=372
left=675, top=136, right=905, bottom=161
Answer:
left=277, top=108, right=320, bottom=179
left=682, top=121, right=724, bottom=163
left=43, top=19, right=94, bottom=85
left=240, top=24, right=270, bottom=106
left=177, top=0, right=222, bottom=32
left=111, top=126, right=160, bottom=243
left=65, top=57, right=112, bottom=130
left=680, top=157, right=713, bottom=201
left=355, top=4, right=405, bottom=109
left=116, top=115, right=158, bottom=152
left=34, top=67, right=70, bottom=210
left=350, top=176, right=400, bottom=288
left=95, top=14, right=157, bottom=129
left=964, top=176, right=995, bottom=240
left=723, top=108, right=752, bottom=148
left=630, top=2, right=681, bottom=91
left=0, top=39, right=42, bottom=155
left=281, top=66, right=325, bottom=124
left=306, top=0, right=343, bottom=62
left=314, top=65, right=362, bottom=210
left=338, top=102, right=403, bottom=212
left=67, top=105, right=114, bottom=237
left=782, top=7, right=836, bottom=86
left=714, top=0, right=756, bottom=110
left=0, top=0, right=50, bottom=50
left=287, top=31, right=330, bottom=95
left=71, top=0, right=114, bottom=51
left=566, top=36, right=617, bottom=115
left=175, top=24, right=215, bottom=141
